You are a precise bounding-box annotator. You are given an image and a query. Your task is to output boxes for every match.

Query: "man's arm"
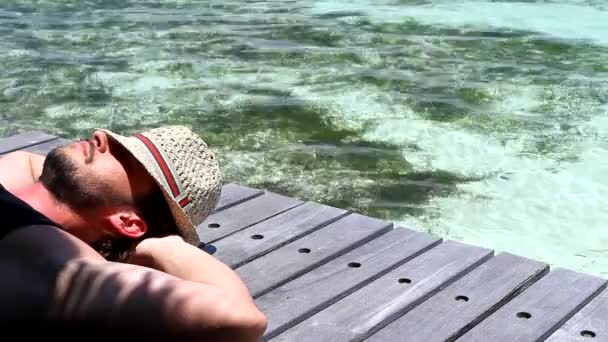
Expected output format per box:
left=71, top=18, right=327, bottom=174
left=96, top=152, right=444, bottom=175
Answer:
left=0, top=151, right=45, bottom=190
left=0, top=226, right=266, bottom=341
left=129, top=235, right=259, bottom=312
left=121, top=235, right=268, bottom=341
left=54, top=258, right=267, bottom=341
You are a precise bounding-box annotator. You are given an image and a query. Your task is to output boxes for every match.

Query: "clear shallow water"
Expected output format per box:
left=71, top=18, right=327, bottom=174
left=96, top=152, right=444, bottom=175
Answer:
left=1, top=0, right=607, bottom=276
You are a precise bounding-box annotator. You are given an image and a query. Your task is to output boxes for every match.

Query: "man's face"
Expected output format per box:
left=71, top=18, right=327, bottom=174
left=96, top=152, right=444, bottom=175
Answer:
left=39, top=130, right=155, bottom=211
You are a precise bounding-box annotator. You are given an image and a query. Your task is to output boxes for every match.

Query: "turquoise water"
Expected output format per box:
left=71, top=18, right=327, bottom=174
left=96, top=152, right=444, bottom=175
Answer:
left=1, top=0, right=607, bottom=276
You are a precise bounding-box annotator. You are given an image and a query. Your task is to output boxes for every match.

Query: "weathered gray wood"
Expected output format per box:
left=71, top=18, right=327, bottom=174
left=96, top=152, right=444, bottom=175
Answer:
left=458, top=268, right=607, bottom=342
left=236, top=213, right=393, bottom=298
left=198, top=192, right=303, bottom=243
left=21, top=138, right=72, bottom=155
left=0, top=131, right=58, bottom=155
left=214, top=183, right=264, bottom=213
left=367, top=252, right=548, bottom=342
left=258, top=227, right=441, bottom=339
left=545, top=288, right=608, bottom=342
left=212, top=201, right=348, bottom=268
left=270, top=240, right=493, bottom=342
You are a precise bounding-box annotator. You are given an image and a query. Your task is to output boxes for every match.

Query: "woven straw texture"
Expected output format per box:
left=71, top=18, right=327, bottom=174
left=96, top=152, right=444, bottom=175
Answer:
left=100, top=125, right=223, bottom=245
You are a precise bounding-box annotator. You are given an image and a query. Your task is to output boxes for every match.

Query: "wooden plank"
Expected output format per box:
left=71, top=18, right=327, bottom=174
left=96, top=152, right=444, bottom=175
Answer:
left=457, top=268, right=607, bottom=342
left=214, top=184, right=265, bottom=214
left=214, top=183, right=264, bottom=213
left=270, top=240, right=493, bottom=342
left=367, top=252, right=549, bottom=342
left=545, top=288, right=608, bottom=342
left=258, top=227, right=441, bottom=339
left=212, top=201, right=348, bottom=268
left=21, top=138, right=72, bottom=155
left=236, top=213, right=393, bottom=298
left=197, top=191, right=303, bottom=243
left=0, top=131, right=58, bottom=155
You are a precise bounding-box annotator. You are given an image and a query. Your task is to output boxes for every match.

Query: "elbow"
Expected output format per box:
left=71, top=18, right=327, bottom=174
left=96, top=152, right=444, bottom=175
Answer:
left=223, top=305, right=267, bottom=342
left=231, top=303, right=269, bottom=342
left=221, top=290, right=268, bottom=340
left=243, top=308, right=268, bottom=340
left=188, top=289, right=268, bottom=341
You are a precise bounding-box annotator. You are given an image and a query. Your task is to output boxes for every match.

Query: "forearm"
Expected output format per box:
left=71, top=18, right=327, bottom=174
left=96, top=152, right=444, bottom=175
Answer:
left=130, top=237, right=267, bottom=340
left=53, top=259, right=263, bottom=341
left=136, top=238, right=254, bottom=302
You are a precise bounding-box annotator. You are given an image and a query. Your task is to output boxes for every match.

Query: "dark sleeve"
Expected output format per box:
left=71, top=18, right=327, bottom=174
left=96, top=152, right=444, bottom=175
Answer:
left=0, top=185, right=61, bottom=240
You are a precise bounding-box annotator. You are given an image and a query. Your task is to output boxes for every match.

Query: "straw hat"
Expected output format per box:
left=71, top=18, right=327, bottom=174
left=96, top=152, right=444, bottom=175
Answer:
left=98, top=125, right=223, bottom=246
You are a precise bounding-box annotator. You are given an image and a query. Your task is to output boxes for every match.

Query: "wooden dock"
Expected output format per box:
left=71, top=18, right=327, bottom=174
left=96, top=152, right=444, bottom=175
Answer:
left=1, top=131, right=607, bottom=341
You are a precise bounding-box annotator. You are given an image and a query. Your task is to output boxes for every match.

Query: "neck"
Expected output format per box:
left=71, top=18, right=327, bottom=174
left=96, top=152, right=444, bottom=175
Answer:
left=11, top=182, right=98, bottom=244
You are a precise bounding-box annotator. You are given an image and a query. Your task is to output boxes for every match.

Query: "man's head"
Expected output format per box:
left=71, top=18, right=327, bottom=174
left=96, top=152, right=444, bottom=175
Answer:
left=39, top=126, right=223, bottom=260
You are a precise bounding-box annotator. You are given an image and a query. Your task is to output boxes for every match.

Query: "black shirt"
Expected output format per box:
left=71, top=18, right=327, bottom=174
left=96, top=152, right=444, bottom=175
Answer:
left=0, top=184, right=212, bottom=339
left=0, top=184, right=107, bottom=338
left=0, top=183, right=60, bottom=239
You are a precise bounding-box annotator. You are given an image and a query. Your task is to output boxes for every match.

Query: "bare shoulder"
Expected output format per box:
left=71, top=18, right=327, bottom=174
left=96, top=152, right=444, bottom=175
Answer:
left=0, top=150, right=44, bottom=164
left=0, top=151, right=46, bottom=190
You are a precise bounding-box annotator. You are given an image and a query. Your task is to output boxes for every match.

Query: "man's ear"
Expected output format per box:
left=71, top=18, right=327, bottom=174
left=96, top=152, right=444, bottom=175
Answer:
left=107, top=211, right=148, bottom=239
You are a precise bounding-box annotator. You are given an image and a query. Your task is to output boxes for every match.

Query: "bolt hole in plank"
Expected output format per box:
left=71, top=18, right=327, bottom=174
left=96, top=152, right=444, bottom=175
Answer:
left=348, top=262, right=361, bottom=268
left=299, top=248, right=311, bottom=254
left=257, top=228, right=441, bottom=340
left=199, top=192, right=303, bottom=243
left=363, top=253, right=549, bottom=342
left=208, top=223, right=220, bottom=228
left=251, top=234, right=264, bottom=240
left=455, top=295, right=469, bottom=302
left=398, top=278, right=412, bottom=284
left=272, top=241, right=493, bottom=342
left=516, top=312, right=532, bottom=319
left=543, top=284, right=607, bottom=342
left=580, top=330, right=596, bottom=338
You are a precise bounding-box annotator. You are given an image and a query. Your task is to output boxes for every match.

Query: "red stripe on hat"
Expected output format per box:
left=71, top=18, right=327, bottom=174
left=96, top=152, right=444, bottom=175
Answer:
left=134, top=133, right=180, bottom=198
left=179, top=197, right=191, bottom=208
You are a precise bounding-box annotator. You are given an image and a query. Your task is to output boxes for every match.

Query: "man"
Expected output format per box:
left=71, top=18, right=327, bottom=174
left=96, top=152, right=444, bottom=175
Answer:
left=0, top=126, right=267, bottom=340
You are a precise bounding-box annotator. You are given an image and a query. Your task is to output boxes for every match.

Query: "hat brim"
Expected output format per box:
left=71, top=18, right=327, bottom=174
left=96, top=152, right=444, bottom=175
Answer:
left=99, top=129, right=201, bottom=246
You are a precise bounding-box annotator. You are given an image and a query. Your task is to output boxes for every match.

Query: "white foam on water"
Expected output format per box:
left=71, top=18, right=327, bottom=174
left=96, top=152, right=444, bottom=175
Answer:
left=363, top=85, right=608, bottom=276
left=300, top=0, right=608, bottom=277
left=118, top=75, right=178, bottom=95
left=423, top=146, right=608, bottom=277
left=388, top=128, right=608, bottom=276
left=4, top=0, right=608, bottom=277
left=292, top=67, right=608, bottom=276
left=311, top=0, right=608, bottom=45
left=393, top=2, right=608, bottom=44
left=45, top=104, right=77, bottom=119
left=489, top=83, right=545, bottom=119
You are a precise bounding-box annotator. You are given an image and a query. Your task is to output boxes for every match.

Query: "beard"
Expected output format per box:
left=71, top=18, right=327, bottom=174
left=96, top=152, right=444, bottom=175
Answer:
left=39, top=142, right=128, bottom=210
left=39, top=142, right=139, bottom=261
